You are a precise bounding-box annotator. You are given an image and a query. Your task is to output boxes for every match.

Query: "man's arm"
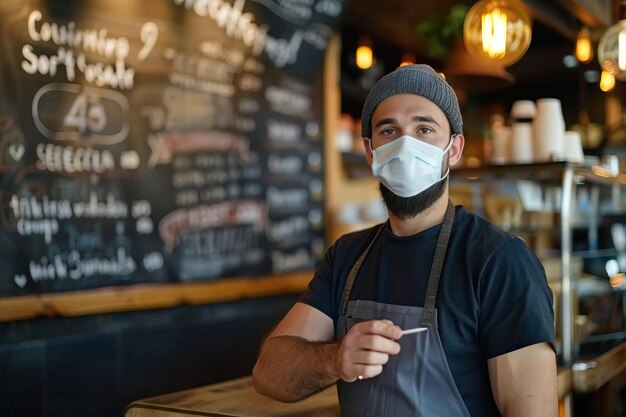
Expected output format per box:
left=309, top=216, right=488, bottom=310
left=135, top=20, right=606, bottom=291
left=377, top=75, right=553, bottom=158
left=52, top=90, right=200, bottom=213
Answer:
left=488, top=342, right=557, bottom=417
left=252, top=302, right=401, bottom=402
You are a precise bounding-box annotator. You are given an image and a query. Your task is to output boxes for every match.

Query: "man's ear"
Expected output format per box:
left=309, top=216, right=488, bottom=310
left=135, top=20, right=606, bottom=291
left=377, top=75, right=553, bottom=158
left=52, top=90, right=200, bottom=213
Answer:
left=449, top=134, right=465, bottom=167
left=363, top=138, right=373, bottom=166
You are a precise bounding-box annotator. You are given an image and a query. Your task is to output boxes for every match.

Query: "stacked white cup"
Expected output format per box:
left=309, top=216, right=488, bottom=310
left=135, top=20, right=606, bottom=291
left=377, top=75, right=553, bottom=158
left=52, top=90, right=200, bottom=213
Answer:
left=510, top=100, right=536, bottom=164
left=533, top=98, right=565, bottom=162
left=491, top=127, right=511, bottom=165
left=563, top=130, right=584, bottom=163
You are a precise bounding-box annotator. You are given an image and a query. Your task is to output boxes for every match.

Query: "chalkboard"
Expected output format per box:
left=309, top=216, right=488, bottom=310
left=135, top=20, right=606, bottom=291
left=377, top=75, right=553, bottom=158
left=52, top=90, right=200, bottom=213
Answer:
left=0, top=0, right=344, bottom=297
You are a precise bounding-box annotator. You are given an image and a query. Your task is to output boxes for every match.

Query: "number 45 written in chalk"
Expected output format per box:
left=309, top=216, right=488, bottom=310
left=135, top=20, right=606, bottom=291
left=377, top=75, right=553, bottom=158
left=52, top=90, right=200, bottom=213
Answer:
left=63, top=93, right=107, bottom=134
left=61, top=21, right=159, bottom=136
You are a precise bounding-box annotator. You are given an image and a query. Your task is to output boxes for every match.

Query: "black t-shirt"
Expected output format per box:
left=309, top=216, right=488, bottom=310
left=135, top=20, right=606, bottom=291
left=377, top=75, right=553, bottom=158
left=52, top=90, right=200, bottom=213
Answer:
left=299, top=206, right=555, bottom=417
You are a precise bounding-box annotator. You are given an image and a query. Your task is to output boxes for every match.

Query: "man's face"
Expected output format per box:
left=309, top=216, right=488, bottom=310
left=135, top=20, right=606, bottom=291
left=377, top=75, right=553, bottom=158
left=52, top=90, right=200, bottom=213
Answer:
left=365, top=94, right=463, bottom=220
left=370, top=94, right=451, bottom=151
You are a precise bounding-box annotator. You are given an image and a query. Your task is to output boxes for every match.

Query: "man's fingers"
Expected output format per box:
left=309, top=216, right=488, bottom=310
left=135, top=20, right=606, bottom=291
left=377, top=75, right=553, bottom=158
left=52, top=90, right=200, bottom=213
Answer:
left=370, top=320, right=401, bottom=338
left=351, top=350, right=390, bottom=365
left=354, top=320, right=402, bottom=340
left=346, top=364, right=384, bottom=382
left=357, top=334, right=401, bottom=355
left=337, top=319, right=402, bottom=382
left=361, top=365, right=383, bottom=379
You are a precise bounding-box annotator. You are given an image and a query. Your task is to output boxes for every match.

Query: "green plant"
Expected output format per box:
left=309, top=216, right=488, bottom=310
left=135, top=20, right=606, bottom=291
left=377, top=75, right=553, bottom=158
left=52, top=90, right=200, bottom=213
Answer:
left=416, top=4, right=469, bottom=60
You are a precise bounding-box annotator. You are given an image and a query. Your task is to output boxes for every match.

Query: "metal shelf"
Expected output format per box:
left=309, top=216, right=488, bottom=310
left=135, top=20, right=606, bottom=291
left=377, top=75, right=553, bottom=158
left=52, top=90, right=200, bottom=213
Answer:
left=451, top=161, right=626, bottom=402
left=452, top=161, right=626, bottom=188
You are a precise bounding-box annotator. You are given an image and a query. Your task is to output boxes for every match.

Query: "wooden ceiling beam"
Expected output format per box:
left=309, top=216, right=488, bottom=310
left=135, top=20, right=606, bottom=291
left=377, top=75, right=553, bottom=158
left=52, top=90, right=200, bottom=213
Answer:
left=343, top=9, right=424, bottom=54
left=549, top=0, right=613, bottom=27
left=523, top=0, right=579, bottom=41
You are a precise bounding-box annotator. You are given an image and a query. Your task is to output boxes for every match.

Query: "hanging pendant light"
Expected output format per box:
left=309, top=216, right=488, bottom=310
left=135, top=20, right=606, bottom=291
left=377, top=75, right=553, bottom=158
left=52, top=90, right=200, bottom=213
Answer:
left=443, top=39, right=515, bottom=92
left=575, top=26, right=594, bottom=64
left=356, top=36, right=374, bottom=70
left=599, top=70, right=616, bottom=92
left=463, top=0, right=532, bottom=67
left=598, top=20, right=626, bottom=80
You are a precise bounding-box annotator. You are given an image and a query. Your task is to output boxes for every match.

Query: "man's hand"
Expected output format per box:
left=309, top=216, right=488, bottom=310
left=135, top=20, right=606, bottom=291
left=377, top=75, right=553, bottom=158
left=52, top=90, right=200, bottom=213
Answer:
left=253, top=304, right=401, bottom=402
left=335, top=319, right=402, bottom=382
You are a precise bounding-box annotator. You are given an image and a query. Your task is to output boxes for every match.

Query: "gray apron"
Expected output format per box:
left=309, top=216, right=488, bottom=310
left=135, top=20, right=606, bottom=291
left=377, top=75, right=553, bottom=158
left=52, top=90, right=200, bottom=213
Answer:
left=336, top=201, right=471, bottom=417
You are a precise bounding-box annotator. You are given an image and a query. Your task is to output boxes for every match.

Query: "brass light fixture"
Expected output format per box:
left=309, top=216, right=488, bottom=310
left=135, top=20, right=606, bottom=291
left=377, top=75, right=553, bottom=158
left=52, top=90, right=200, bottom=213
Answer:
left=575, top=26, right=593, bottom=64
left=463, top=0, right=532, bottom=67
left=356, top=36, right=374, bottom=70
left=598, top=19, right=626, bottom=80
left=443, top=39, right=515, bottom=92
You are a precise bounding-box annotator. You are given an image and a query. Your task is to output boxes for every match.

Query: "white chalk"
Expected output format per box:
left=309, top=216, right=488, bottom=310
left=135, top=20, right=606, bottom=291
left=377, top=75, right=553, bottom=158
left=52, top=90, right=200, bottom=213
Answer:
left=400, top=327, right=428, bottom=335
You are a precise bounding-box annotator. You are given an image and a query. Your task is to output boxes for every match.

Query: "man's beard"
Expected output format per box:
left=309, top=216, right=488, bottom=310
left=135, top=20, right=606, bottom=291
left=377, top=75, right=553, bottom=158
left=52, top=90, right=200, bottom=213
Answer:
left=379, top=158, right=449, bottom=220
left=380, top=178, right=447, bottom=220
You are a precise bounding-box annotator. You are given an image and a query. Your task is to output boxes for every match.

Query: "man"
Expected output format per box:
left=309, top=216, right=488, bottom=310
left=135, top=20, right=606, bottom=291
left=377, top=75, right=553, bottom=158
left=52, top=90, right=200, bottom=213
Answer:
left=253, top=64, right=557, bottom=416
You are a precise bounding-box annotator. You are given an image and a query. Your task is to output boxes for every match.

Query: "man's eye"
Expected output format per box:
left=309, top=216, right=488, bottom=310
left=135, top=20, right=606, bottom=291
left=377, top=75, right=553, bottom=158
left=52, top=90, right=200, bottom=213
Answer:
left=417, top=127, right=433, bottom=135
left=381, top=128, right=396, bottom=135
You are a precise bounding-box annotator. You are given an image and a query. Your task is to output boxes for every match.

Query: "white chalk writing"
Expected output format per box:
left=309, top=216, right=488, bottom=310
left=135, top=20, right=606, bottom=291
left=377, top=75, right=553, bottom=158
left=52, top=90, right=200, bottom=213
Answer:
left=173, top=0, right=304, bottom=68
left=272, top=248, right=312, bottom=273
left=36, top=143, right=115, bottom=173
left=265, top=85, right=311, bottom=116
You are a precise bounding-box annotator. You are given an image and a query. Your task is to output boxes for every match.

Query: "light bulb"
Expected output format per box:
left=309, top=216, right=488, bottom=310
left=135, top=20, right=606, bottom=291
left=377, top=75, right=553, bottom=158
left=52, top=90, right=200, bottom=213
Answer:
left=481, top=8, right=507, bottom=58
left=575, top=27, right=593, bottom=64
left=598, top=20, right=626, bottom=80
left=600, top=70, right=616, bottom=92
left=356, top=37, right=374, bottom=70
left=463, top=0, right=532, bottom=67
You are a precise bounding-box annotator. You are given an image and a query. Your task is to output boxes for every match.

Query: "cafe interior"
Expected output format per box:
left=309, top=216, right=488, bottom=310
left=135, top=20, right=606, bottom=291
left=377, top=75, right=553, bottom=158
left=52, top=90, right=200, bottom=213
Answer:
left=1, top=0, right=626, bottom=416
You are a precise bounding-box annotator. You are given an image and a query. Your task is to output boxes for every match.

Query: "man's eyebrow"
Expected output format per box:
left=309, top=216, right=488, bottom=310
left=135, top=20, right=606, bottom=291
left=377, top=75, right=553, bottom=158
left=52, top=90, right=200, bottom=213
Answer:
left=373, top=117, right=397, bottom=129
left=373, top=115, right=442, bottom=129
left=412, top=115, right=441, bottom=127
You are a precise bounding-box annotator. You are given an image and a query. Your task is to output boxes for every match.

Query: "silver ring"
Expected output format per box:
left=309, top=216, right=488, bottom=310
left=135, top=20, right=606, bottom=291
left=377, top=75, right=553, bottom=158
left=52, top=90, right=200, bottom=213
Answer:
left=357, top=375, right=363, bottom=380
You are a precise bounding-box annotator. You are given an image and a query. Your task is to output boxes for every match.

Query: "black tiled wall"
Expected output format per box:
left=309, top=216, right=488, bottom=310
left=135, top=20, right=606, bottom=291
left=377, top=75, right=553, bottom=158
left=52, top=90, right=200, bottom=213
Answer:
left=0, top=294, right=298, bottom=417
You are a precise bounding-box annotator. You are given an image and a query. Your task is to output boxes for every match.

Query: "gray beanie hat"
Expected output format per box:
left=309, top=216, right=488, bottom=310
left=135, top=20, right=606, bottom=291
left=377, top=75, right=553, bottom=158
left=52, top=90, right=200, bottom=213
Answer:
left=361, top=64, right=463, bottom=138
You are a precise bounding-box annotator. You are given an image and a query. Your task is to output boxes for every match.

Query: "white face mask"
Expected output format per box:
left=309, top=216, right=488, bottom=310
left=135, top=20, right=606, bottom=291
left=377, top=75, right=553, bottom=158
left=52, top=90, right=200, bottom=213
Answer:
left=371, top=135, right=454, bottom=198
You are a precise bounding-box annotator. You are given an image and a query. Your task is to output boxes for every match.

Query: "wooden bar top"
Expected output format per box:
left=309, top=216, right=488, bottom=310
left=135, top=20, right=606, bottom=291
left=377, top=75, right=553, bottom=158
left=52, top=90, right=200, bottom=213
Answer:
left=125, top=376, right=339, bottom=417
left=125, top=368, right=573, bottom=417
left=572, top=341, right=626, bottom=393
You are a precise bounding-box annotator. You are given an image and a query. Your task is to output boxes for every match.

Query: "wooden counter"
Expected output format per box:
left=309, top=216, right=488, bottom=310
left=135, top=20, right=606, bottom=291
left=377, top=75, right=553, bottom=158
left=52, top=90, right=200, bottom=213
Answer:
left=125, top=369, right=573, bottom=417
left=125, top=377, right=339, bottom=417
left=0, top=271, right=313, bottom=322
left=571, top=341, right=626, bottom=417
left=572, top=341, right=626, bottom=393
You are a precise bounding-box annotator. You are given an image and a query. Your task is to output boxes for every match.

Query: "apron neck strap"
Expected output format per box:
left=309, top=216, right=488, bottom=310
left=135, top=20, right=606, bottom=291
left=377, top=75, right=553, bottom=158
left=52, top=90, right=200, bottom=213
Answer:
left=419, top=200, right=455, bottom=326
left=340, top=221, right=386, bottom=315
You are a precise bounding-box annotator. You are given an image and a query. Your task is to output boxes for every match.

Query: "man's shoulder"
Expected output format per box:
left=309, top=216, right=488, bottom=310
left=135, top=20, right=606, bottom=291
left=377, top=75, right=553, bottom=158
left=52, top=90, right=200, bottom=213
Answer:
left=455, top=207, right=546, bottom=279
left=455, top=206, right=519, bottom=250
left=325, top=223, right=384, bottom=266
